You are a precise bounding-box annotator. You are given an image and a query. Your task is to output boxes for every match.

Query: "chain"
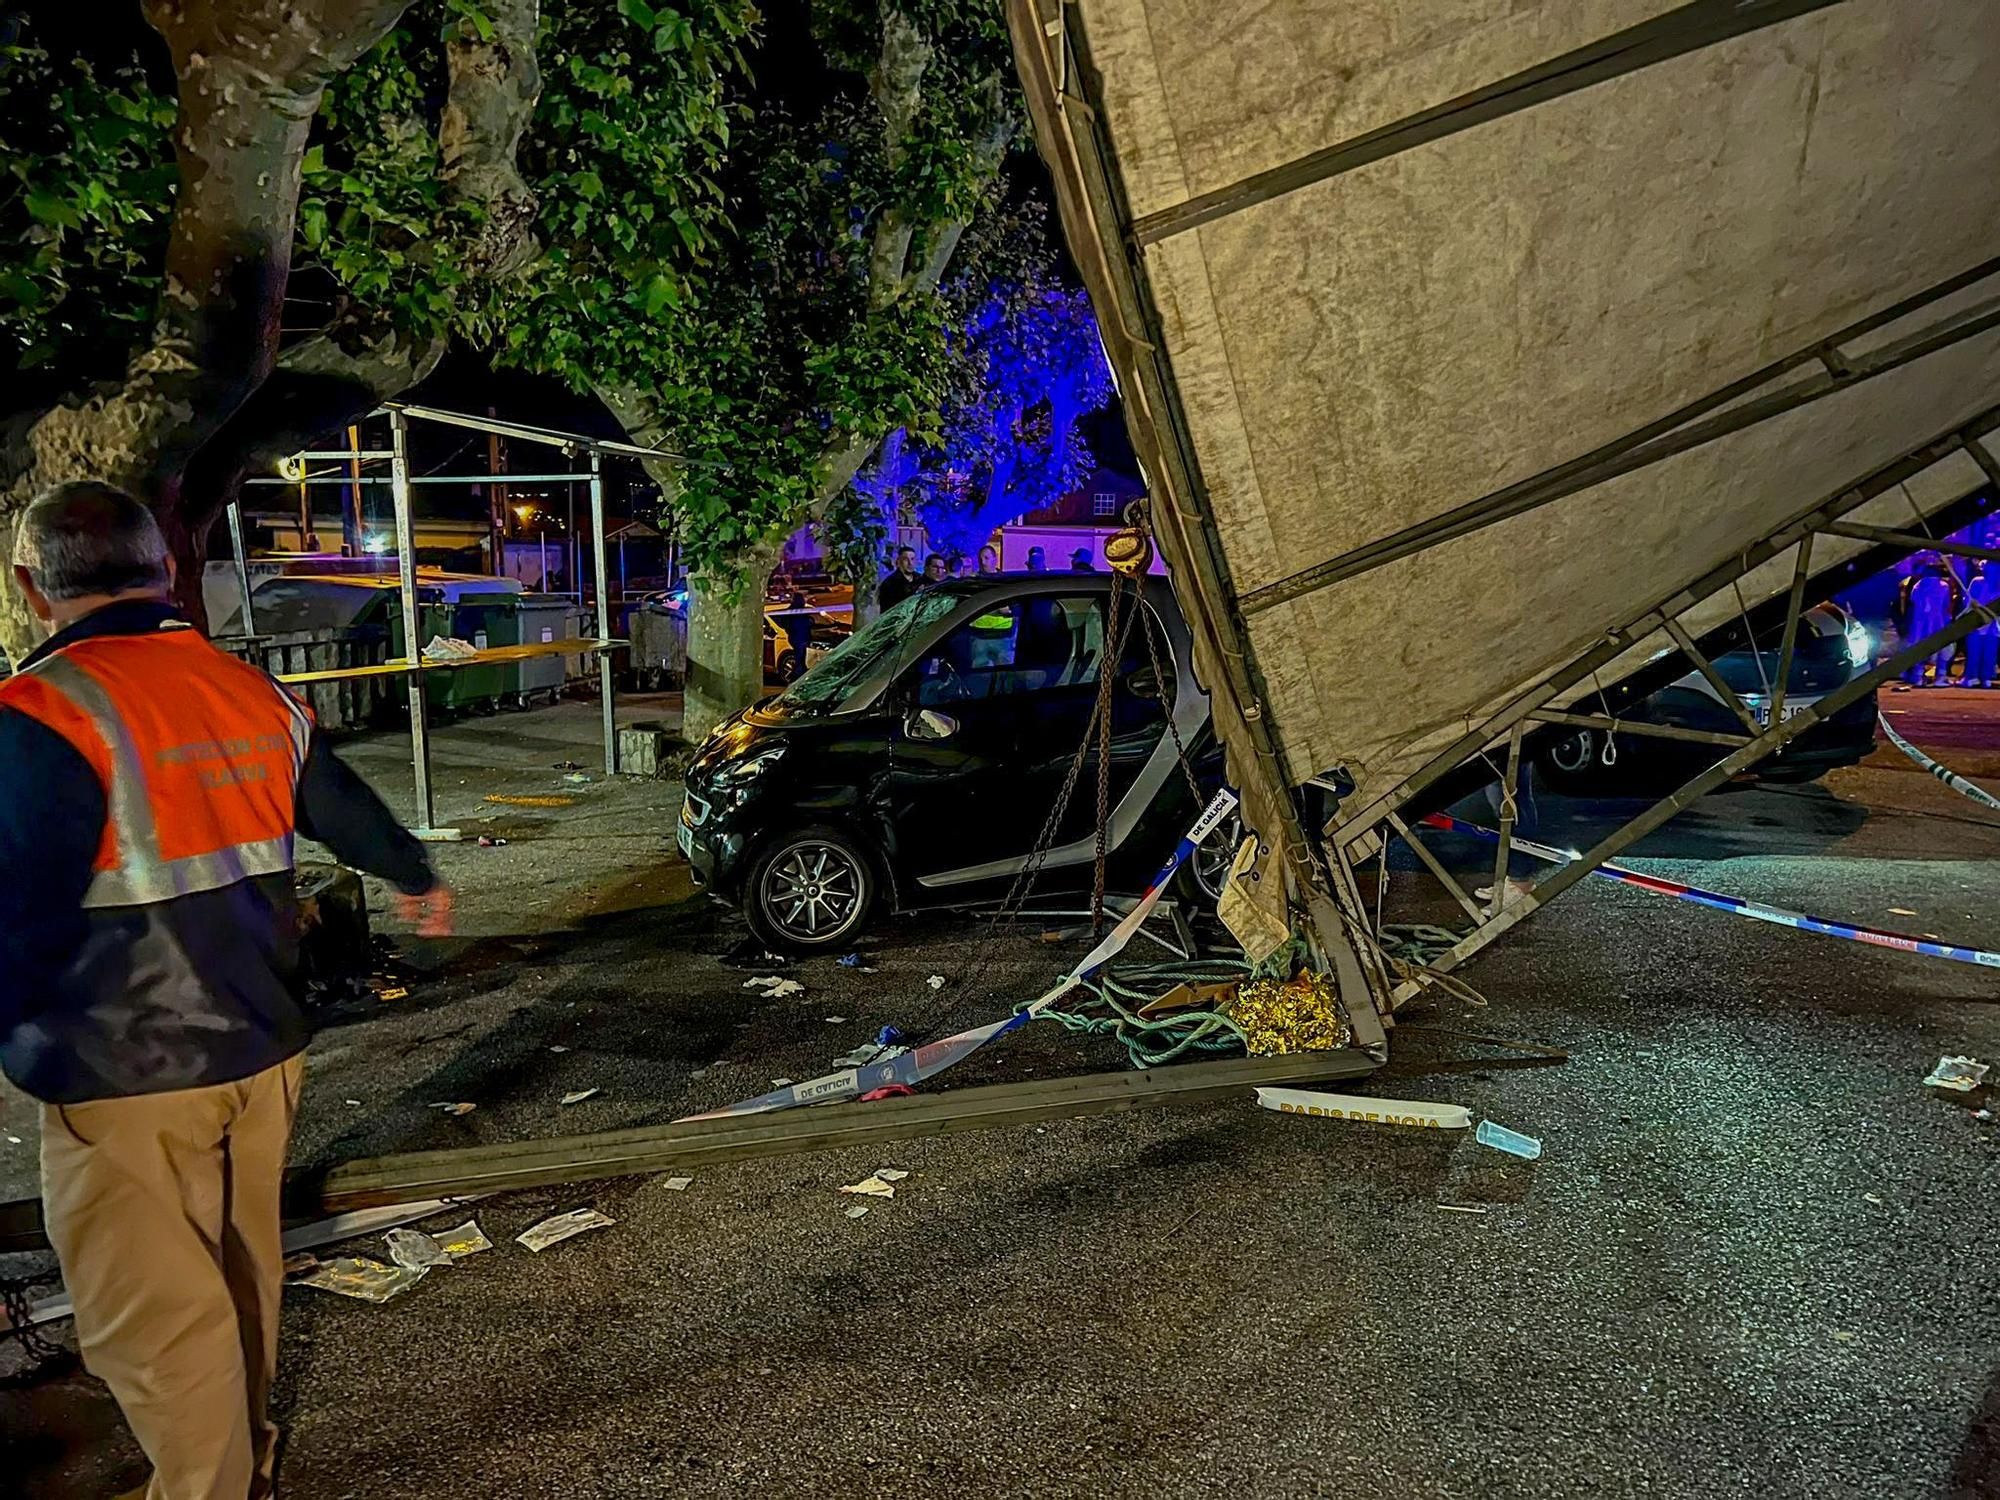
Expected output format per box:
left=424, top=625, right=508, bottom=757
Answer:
left=1090, top=573, right=1125, bottom=933
left=1136, top=579, right=1205, bottom=806
left=1, top=1270, right=75, bottom=1385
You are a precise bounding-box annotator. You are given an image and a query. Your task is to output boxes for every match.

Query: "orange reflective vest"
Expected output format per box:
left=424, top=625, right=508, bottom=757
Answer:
left=0, top=624, right=312, bottom=908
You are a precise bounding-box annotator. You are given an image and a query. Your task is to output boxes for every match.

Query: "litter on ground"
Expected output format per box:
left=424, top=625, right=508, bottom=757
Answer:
left=845, top=1205, right=870, bottom=1219
left=771, top=1077, right=794, bottom=1088
left=428, top=1102, right=477, bottom=1116
left=664, top=1177, right=693, bottom=1192
left=1890, top=907, right=1918, bottom=916
left=550, top=1045, right=570, bottom=1053
left=1924, top=1056, right=1990, bottom=1092
left=825, top=1015, right=847, bottom=1024
left=294, top=1257, right=429, bottom=1304
left=1475, top=1120, right=1544, bottom=1160
left=517, top=1208, right=617, bottom=1252
left=432, top=1220, right=493, bottom=1258
left=385, top=1228, right=452, bottom=1271
left=837, top=953, right=863, bottom=967
left=560, top=1088, right=600, bottom=1106
left=375, top=987, right=409, bottom=1002
left=875, top=1168, right=909, bottom=1182
left=1438, top=1204, right=1489, bottom=1215
left=744, top=976, right=805, bottom=999
left=839, top=1175, right=898, bottom=1199
left=1255, top=1086, right=1472, bottom=1129
left=1864, top=1193, right=1883, bottom=1204
left=926, top=974, right=947, bottom=990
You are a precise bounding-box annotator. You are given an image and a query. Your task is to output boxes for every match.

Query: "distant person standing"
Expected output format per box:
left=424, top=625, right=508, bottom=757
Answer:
left=1070, top=547, right=1096, bottom=573
left=977, top=543, right=1001, bottom=576
left=877, top=546, right=919, bottom=613
left=1964, top=563, right=2000, bottom=688
left=1025, top=546, right=1048, bottom=573
left=782, top=588, right=814, bottom=682
left=1905, top=559, right=1956, bottom=685
left=924, top=554, right=950, bottom=584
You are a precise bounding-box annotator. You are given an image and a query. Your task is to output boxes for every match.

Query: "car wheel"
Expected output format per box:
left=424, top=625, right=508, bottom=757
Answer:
left=1538, top=729, right=1602, bottom=793
left=1182, top=808, right=1244, bottom=907
left=745, top=826, right=877, bottom=952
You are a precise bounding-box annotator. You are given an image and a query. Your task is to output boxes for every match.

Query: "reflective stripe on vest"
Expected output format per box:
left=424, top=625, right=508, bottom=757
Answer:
left=15, top=635, right=311, bottom=909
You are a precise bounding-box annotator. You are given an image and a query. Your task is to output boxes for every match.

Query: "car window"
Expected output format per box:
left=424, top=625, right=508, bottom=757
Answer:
left=776, top=588, right=961, bottom=713
left=914, top=595, right=1155, bottom=706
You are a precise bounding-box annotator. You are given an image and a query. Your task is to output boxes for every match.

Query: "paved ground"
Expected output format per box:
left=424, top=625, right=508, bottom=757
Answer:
left=6, top=690, right=2000, bottom=1499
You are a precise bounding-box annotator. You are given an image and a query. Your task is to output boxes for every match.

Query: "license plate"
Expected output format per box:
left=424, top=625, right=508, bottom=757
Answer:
left=677, top=822, right=694, bottom=858
left=1753, top=699, right=1809, bottom=727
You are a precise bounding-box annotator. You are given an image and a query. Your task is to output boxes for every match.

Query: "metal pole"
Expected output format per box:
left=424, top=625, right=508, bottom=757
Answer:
left=226, top=503, right=256, bottom=637
left=1488, top=725, right=1524, bottom=914
left=390, top=411, right=439, bottom=834
left=1769, top=533, right=1815, bottom=725
left=589, top=451, right=617, bottom=773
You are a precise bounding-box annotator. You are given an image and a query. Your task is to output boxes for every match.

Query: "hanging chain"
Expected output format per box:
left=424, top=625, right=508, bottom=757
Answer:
left=1090, top=573, right=1126, bottom=933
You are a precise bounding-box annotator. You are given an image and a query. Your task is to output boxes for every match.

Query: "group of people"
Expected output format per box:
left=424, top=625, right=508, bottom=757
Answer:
left=874, top=540, right=1098, bottom=614
left=1900, top=555, right=2000, bottom=688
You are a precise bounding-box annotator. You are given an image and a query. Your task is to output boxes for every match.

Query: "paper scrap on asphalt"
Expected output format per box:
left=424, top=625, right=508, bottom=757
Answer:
left=825, top=1015, right=847, bottom=1024
left=744, top=976, right=805, bottom=999
left=845, top=1204, right=870, bottom=1219
left=926, top=974, right=946, bottom=990
left=428, top=1102, right=476, bottom=1116
left=1924, top=1055, right=1990, bottom=1092
left=560, top=1088, right=600, bottom=1106
left=875, top=1168, right=909, bottom=1182
left=839, top=1175, right=897, bottom=1199
left=295, top=1257, right=429, bottom=1303
left=433, top=1220, right=493, bottom=1259
left=516, top=1208, right=617, bottom=1252
left=385, top=1228, right=451, bottom=1271
left=664, top=1177, right=693, bottom=1192
left=1255, top=1086, right=1472, bottom=1129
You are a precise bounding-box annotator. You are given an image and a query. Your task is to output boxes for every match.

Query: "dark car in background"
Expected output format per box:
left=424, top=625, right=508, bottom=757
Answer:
left=1538, top=603, right=1878, bottom=792
left=679, top=574, right=1228, bottom=950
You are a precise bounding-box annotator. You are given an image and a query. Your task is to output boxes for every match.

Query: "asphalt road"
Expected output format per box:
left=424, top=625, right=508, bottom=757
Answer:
left=6, top=692, right=2000, bottom=1499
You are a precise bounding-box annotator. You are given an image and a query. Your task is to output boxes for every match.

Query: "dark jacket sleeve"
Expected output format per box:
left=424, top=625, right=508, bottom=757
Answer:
left=294, top=731, right=436, bottom=895
left=0, top=707, right=105, bottom=1032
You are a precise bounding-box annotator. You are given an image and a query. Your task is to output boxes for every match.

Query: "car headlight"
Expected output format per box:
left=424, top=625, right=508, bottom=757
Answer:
left=710, top=742, right=787, bottom=788
left=1844, top=618, right=1872, bottom=667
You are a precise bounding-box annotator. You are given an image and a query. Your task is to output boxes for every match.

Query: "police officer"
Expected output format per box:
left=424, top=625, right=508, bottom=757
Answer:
left=1964, top=562, right=2000, bottom=688
left=1905, top=556, right=1956, bottom=685
left=0, top=483, right=449, bottom=1499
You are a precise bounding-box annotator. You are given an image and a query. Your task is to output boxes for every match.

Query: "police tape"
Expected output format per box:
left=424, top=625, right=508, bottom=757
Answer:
left=1877, top=713, right=2000, bottom=814
left=1418, top=811, right=2000, bottom=970
left=683, top=787, right=1245, bottom=1120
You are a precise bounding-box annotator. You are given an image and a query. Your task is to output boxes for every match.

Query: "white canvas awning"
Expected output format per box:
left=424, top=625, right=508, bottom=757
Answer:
left=1010, top=0, right=2000, bottom=833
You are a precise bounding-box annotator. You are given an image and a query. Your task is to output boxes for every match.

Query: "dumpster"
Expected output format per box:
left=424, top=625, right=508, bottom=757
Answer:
left=482, top=594, right=583, bottom=706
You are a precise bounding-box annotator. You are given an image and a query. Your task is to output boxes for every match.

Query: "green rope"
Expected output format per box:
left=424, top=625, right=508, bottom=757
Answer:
left=1377, top=923, right=1465, bottom=968
left=1025, top=957, right=1253, bottom=1069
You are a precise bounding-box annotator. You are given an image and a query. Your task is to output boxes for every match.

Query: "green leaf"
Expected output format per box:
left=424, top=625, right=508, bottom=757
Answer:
left=641, top=273, right=681, bottom=316
left=301, top=145, right=326, bottom=176
left=618, top=0, right=659, bottom=27
left=23, top=188, right=80, bottom=231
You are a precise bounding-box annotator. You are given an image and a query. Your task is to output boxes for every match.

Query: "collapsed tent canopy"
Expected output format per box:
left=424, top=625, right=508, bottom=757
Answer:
left=1021, top=0, right=2000, bottom=822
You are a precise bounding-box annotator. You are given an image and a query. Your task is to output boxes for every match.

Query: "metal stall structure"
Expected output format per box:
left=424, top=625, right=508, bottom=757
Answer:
left=1008, top=0, right=2000, bottom=1027
left=226, top=404, right=689, bottom=835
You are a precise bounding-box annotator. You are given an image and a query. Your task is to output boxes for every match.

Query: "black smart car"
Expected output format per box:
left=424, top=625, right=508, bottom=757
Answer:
left=678, top=573, right=1229, bottom=950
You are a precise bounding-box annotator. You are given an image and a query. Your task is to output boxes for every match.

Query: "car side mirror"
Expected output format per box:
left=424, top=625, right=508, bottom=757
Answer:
left=906, top=708, right=959, bottom=741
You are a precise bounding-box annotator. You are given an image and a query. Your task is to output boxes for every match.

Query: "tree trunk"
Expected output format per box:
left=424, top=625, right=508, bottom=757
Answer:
left=683, top=546, right=779, bottom=744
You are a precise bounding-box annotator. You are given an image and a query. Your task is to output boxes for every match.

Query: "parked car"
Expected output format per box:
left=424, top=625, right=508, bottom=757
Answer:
left=1538, top=603, right=1878, bottom=791
left=763, top=603, right=851, bottom=681
left=679, top=573, right=1229, bottom=950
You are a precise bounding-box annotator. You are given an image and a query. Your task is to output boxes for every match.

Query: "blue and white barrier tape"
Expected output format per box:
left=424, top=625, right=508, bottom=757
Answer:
left=1420, top=811, right=2000, bottom=970
left=684, top=788, right=1244, bottom=1119
left=1878, top=714, right=2000, bottom=814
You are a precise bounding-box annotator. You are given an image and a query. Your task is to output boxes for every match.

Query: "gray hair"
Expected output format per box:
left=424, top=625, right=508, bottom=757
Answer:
left=12, top=482, right=169, bottom=601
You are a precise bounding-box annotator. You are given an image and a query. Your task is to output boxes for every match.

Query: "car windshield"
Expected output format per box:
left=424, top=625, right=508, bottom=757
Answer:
left=775, top=589, right=962, bottom=713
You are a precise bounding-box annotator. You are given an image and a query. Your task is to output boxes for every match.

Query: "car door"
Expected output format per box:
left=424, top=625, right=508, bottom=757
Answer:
left=887, top=589, right=1169, bottom=894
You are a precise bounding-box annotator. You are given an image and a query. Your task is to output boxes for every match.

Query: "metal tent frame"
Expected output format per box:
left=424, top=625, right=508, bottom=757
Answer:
left=225, top=403, right=691, bottom=836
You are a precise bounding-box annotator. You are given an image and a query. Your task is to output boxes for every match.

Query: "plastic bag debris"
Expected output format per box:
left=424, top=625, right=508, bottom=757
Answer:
left=825, top=1015, right=848, bottom=1024
left=838, top=953, right=864, bottom=967
left=926, top=974, right=946, bottom=990
left=432, top=1220, right=492, bottom=1259
left=845, top=1204, right=870, bottom=1219
left=561, top=772, right=592, bottom=785
left=743, top=975, right=805, bottom=999
left=516, top=1208, right=617, bottom=1252
left=771, top=1077, right=794, bottom=1088
left=839, top=1175, right=897, bottom=1199
left=428, top=1101, right=476, bottom=1116
left=422, top=635, right=479, bottom=661
left=1255, top=1087, right=1471, bottom=1129
left=1474, top=1120, right=1544, bottom=1160
left=875, top=1168, right=909, bottom=1182
left=560, top=1088, right=600, bottom=1106
left=295, top=1256, right=429, bottom=1303
left=664, top=1177, right=693, bottom=1192
left=1924, top=1056, right=1990, bottom=1092
left=385, top=1228, right=452, bottom=1271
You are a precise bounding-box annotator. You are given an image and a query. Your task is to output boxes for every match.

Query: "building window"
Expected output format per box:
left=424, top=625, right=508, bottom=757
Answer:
left=1092, top=491, right=1119, bottom=518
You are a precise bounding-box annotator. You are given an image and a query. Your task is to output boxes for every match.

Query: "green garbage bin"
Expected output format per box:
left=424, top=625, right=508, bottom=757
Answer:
left=387, top=596, right=493, bottom=712
left=483, top=594, right=580, bottom=706
left=438, top=593, right=522, bottom=710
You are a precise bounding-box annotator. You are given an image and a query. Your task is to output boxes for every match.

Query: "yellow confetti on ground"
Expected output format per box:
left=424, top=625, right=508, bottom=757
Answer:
left=1222, top=970, right=1352, bottom=1056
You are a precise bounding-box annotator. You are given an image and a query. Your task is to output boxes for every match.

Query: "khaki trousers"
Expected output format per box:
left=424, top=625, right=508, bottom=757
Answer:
left=40, top=1056, right=305, bottom=1500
